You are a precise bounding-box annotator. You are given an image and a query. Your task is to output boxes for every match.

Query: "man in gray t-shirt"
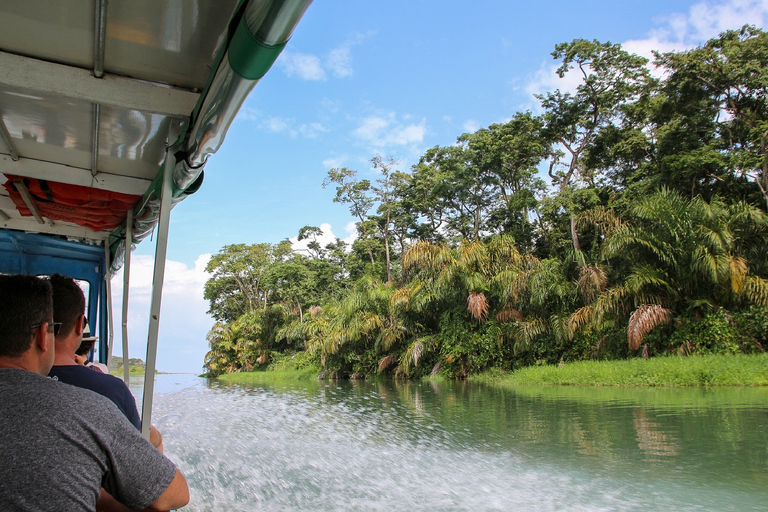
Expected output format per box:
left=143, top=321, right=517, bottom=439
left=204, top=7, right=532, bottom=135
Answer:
left=0, top=274, right=189, bottom=512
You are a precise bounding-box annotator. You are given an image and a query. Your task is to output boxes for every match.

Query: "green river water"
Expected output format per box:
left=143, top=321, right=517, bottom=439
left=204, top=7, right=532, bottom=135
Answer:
left=132, top=375, right=768, bottom=511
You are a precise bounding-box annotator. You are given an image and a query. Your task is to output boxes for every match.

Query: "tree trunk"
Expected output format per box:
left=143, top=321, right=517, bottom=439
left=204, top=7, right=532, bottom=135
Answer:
left=384, top=226, right=391, bottom=282
left=570, top=215, right=581, bottom=252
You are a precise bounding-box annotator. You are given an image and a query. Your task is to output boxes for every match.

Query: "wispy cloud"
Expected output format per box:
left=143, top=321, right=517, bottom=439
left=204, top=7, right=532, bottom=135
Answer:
left=463, top=120, right=481, bottom=133
left=235, top=107, right=327, bottom=138
left=624, top=0, right=768, bottom=58
left=289, top=222, right=357, bottom=254
left=522, top=0, right=768, bottom=104
left=278, top=32, right=372, bottom=81
left=110, top=254, right=213, bottom=373
left=353, top=112, right=426, bottom=148
left=278, top=51, right=326, bottom=80
left=322, top=156, right=348, bottom=169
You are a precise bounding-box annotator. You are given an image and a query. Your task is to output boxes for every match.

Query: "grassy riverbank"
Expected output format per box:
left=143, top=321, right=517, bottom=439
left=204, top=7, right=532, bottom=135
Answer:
left=216, top=352, right=321, bottom=384
left=473, top=353, right=768, bottom=387
left=215, top=353, right=767, bottom=387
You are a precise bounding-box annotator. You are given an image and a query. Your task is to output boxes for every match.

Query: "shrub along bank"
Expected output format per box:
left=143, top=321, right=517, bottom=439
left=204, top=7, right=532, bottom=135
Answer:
left=471, top=353, right=768, bottom=387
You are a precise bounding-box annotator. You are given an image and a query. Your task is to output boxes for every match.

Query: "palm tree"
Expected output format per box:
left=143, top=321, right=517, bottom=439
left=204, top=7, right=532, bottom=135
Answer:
left=572, top=188, right=768, bottom=350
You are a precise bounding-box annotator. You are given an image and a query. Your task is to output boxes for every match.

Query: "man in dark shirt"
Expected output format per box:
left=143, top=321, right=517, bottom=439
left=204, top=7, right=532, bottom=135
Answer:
left=47, top=273, right=164, bottom=448
left=0, top=274, right=189, bottom=511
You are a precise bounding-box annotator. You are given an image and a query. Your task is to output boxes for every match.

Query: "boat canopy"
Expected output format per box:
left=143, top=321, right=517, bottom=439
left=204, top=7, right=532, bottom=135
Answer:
left=0, top=0, right=312, bottom=435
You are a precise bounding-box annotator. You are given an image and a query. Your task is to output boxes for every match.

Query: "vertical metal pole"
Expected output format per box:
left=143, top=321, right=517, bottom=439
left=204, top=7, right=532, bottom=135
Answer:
left=140, top=146, right=176, bottom=439
left=104, top=243, right=114, bottom=367
left=122, top=209, right=132, bottom=385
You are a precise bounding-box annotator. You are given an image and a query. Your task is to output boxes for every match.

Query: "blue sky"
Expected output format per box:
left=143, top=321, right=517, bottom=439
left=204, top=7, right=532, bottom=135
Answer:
left=111, top=0, right=768, bottom=373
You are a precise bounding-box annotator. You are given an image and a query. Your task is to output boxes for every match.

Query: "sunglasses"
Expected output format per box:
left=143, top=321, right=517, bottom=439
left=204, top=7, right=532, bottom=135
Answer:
left=31, top=321, right=63, bottom=336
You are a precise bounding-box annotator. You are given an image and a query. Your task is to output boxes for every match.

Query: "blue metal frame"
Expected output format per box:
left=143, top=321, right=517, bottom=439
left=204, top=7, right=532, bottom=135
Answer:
left=0, top=230, right=107, bottom=362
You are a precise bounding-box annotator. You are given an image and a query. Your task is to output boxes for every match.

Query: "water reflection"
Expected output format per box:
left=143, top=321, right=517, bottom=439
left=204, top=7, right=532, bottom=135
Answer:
left=134, top=376, right=768, bottom=511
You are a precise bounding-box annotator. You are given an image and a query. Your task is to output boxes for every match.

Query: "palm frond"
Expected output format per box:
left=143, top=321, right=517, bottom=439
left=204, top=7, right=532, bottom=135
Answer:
left=578, top=263, right=608, bottom=302
left=402, top=336, right=438, bottom=375
left=378, top=355, right=398, bottom=373
left=729, top=256, right=748, bottom=293
left=576, top=206, right=624, bottom=235
left=511, top=316, right=548, bottom=353
left=496, top=305, right=524, bottom=323
left=744, top=276, right=768, bottom=306
left=627, top=304, right=673, bottom=350
left=467, top=291, right=489, bottom=322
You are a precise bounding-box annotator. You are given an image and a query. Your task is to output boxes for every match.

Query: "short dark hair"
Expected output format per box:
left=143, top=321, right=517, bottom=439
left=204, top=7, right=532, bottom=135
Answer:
left=75, top=339, right=95, bottom=357
left=0, top=274, right=53, bottom=357
left=50, top=273, right=86, bottom=338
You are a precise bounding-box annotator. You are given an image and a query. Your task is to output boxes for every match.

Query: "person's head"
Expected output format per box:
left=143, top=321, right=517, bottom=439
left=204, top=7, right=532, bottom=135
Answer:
left=0, top=274, right=54, bottom=359
left=75, top=339, right=95, bottom=357
left=75, top=317, right=98, bottom=356
left=50, top=273, right=86, bottom=341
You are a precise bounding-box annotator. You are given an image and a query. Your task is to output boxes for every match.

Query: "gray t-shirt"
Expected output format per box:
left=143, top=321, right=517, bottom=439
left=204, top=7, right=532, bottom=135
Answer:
left=0, top=368, right=178, bottom=511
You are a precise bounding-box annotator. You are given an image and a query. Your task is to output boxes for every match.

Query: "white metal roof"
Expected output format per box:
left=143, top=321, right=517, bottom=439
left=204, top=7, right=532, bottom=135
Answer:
left=0, top=0, right=294, bottom=242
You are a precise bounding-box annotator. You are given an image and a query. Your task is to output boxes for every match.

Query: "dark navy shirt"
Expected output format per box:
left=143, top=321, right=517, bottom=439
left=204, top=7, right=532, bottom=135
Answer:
left=48, top=365, right=141, bottom=429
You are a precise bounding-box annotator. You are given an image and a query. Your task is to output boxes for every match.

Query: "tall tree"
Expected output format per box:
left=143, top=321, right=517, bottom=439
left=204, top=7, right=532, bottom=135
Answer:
left=204, top=242, right=291, bottom=322
left=297, top=225, right=325, bottom=259
left=323, top=167, right=375, bottom=265
left=538, top=39, right=653, bottom=250
left=654, top=25, right=768, bottom=206
left=371, top=155, right=399, bottom=282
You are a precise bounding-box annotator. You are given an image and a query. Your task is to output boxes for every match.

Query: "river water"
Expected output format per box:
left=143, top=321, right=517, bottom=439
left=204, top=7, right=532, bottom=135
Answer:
left=129, top=374, right=768, bottom=511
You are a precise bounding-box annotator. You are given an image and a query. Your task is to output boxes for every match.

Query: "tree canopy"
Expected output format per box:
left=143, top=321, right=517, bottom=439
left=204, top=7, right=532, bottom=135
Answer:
left=203, top=26, right=768, bottom=378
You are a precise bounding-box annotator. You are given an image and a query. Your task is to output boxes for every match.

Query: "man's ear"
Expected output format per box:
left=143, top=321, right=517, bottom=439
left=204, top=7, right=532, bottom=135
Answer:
left=75, top=314, right=85, bottom=337
left=34, top=323, right=51, bottom=353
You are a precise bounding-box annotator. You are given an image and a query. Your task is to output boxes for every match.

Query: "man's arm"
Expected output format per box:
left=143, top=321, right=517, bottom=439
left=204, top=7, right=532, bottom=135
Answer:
left=143, top=469, right=189, bottom=511
left=149, top=425, right=163, bottom=453
left=96, top=466, right=188, bottom=511
left=96, top=489, right=132, bottom=512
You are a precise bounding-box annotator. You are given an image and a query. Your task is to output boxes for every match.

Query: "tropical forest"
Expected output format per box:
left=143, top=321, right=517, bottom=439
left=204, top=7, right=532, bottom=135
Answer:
left=203, top=26, right=768, bottom=381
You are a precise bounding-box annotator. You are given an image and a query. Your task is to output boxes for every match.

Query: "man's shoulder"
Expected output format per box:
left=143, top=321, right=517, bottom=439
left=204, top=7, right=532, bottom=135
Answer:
left=50, top=365, right=129, bottom=390
left=1, top=367, right=116, bottom=407
left=49, top=365, right=134, bottom=404
left=49, top=365, right=140, bottom=428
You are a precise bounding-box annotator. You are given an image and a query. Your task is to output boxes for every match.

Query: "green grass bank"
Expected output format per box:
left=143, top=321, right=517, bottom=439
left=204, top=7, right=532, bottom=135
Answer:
left=472, top=353, right=768, bottom=387
left=215, top=353, right=767, bottom=387
left=216, top=351, right=321, bottom=385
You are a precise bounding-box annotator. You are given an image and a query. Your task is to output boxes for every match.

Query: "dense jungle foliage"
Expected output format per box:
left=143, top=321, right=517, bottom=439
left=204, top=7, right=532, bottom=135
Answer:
left=204, top=26, right=768, bottom=379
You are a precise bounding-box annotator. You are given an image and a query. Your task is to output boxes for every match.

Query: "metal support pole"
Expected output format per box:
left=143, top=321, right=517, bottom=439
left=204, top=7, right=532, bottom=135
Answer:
left=92, top=104, right=100, bottom=176
left=0, top=116, right=19, bottom=161
left=104, top=242, right=114, bottom=367
left=140, top=145, right=176, bottom=439
left=93, top=0, right=107, bottom=79
left=122, top=209, right=132, bottom=385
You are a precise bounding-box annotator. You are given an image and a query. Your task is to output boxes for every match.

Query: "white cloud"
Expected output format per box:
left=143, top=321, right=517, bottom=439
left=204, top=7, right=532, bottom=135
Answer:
left=235, top=106, right=260, bottom=123
left=288, top=222, right=357, bottom=255
left=684, top=0, right=767, bottom=41
left=524, top=60, right=584, bottom=103
left=522, top=0, right=768, bottom=103
left=299, top=122, right=329, bottom=138
left=321, top=97, right=342, bottom=115
left=235, top=109, right=327, bottom=139
left=278, top=51, right=327, bottom=81
left=327, top=44, right=354, bottom=78
left=353, top=112, right=426, bottom=148
left=463, top=120, right=481, bottom=133
left=265, top=116, right=292, bottom=133
left=109, top=254, right=214, bottom=374
left=322, top=156, right=347, bottom=169
left=279, top=33, right=372, bottom=81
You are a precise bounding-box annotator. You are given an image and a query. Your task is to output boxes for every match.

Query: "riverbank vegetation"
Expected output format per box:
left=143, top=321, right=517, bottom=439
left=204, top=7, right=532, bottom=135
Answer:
left=472, top=353, right=768, bottom=387
left=110, top=356, right=150, bottom=375
left=204, top=27, right=768, bottom=382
